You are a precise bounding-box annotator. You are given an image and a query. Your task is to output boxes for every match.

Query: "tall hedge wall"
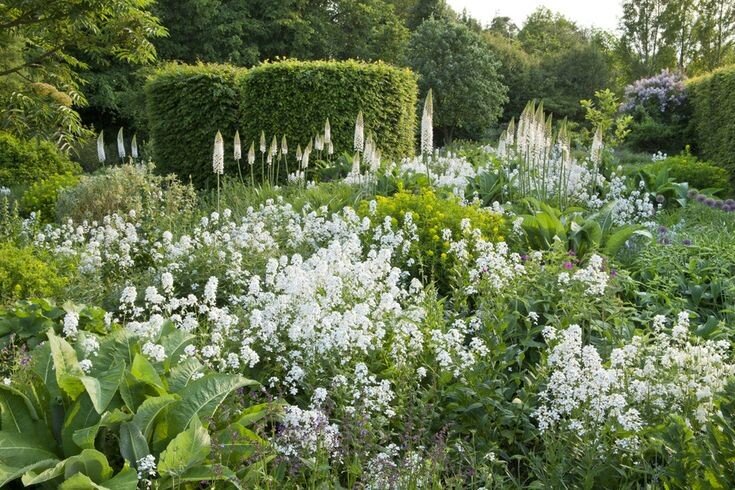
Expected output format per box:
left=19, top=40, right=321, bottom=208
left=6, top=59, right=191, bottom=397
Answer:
left=688, top=65, right=735, bottom=180
left=239, top=60, right=418, bottom=164
left=145, top=63, right=246, bottom=188
left=145, top=60, right=417, bottom=186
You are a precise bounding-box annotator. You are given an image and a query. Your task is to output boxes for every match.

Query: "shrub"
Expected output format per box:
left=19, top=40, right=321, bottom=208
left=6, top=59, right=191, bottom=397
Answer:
left=56, top=162, right=197, bottom=224
left=0, top=244, right=68, bottom=304
left=643, top=155, right=732, bottom=195
left=144, top=63, right=246, bottom=188
left=621, top=70, right=691, bottom=154
left=0, top=131, right=81, bottom=186
left=19, top=173, right=80, bottom=222
left=688, top=65, right=735, bottom=182
left=240, top=60, right=417, bottom=164
left=361, top=188, right=504, bottom=291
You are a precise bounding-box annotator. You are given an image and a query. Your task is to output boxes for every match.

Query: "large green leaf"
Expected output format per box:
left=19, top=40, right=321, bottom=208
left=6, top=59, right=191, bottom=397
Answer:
left=0, top=459, right=59, bottom=487
left=21, top=459, right=67, bottom=486
left=103, top=463, right=138, bottom=489
left=47, top=330, right=85, bottom=400
left=119, top=422, right=149, bottom=465
left=216, top=423, right=264, bottom=465
left=80, top=360, right=125, bottom=414
left=160, top=327, right=195, bottom=370
left=31, top=342, right=62, bottom=401
left=63, top=449, right=113, bottom=483
left=168, top=357, right=203, bottom=393
left=168, top=373, right=256, bottom=435
left=132, top=393, right=178, bottom=439
left=0, top=384, right=39, bottom=433
left=61, top=394, right=101, bottom=457
left=157, top=416, right=211, bottom=477
left=0, top=431, right=59, bottom=468
left=130, top=353, right=165, bottom=394
left=73, top=409, right=131, bottom=449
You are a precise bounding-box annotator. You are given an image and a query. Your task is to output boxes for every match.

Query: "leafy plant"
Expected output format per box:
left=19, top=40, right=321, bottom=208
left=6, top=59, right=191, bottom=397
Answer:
left=20, top=173, right=80, bottom=222
left=0, top=308, right=273, bottom=488
left=0, top=244, right=70, bottom=305
left=0, top=131, right=81, bottom=187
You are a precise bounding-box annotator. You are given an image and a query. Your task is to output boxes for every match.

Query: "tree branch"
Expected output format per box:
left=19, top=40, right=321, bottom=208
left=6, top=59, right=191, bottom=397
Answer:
left=0, top=45, right=64, bottom=77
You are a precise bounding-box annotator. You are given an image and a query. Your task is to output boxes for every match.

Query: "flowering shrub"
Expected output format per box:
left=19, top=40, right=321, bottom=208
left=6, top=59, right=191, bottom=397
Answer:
left=622, top=70, right=687, bottom=113
left=536, top=313, right=734, bottom=456
left=19, top=173, right=80, bottom=222
left=621, top=70, right=691, bottom=154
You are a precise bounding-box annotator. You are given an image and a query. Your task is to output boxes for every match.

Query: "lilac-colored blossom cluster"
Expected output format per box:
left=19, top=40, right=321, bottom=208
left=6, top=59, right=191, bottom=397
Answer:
left=621, top=70, right=687, bottom=113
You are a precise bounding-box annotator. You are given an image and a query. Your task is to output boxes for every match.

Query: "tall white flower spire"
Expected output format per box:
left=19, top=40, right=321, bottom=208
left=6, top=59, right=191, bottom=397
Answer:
left=324, top=118, right=331, bottom=145
left=354, top=111, right=364, bottom=153
left=234, top=130, right=241, bottom=161
left=117, top=127, right=126, bottom=160
left=97, top=131, right=106, bottom=164
left=421, top=89, right=433, bottom=156
left=131, top=134, right=139, bottom=159
left=213, top=130, right=224, bottom=175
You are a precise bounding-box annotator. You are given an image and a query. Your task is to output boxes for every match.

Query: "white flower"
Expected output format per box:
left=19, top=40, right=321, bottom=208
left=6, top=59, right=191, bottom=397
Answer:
left=213, top=131, right=224, bottom=175
left=63, top=311, right=79, bottom=338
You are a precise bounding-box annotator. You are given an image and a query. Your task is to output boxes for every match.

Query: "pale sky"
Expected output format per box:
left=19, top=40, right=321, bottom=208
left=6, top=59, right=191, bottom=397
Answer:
left=446, top=0, right=622, bottom=32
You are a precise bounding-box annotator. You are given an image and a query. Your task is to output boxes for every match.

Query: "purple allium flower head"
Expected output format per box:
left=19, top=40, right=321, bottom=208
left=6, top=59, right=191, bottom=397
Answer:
left=705, top=198, right=716, bottom=207
left=715, top=200, right=724, bottom=208
left=697, top=194, right=707, bottom=203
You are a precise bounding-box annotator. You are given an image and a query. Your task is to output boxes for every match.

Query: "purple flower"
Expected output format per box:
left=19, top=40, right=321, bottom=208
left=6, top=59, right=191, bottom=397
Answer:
left=563, top=261, right=573, bottom=270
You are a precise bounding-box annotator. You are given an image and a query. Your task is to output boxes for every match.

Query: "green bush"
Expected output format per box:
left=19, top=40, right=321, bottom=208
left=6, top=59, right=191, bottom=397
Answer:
left=688, top=66, right=735, bottom=182
left=144, top=63, right=246, bottom=188
left=0, top=131, right=81, bottom=186
left=643, top=155, right=731, bottom=195
left=361, top=188, right=504, bottom=292
left=56, top=163, right=197, bottom=224
left=0, top=244, right=69, bottom=304
left=20, top=173, right=80, bottom=222
left=240, top=60, right=417, bottom=166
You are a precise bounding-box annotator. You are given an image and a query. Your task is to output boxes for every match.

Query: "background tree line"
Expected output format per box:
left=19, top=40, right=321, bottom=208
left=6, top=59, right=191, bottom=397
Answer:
left=2, top=0, right=735, bottom=149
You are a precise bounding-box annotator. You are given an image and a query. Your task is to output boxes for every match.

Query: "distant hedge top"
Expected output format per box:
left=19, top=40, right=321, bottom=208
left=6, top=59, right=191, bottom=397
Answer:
left=145, top=60, right=417, bottom=187
left=145, top=63, right=247, bottom=187
left=687, top=65, right=735, bottom=183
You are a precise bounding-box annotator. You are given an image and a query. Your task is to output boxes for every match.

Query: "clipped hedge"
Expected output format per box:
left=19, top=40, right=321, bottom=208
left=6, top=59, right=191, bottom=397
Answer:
left=239, top=60, right=417, bottom=165
left=688, top=66, right=735, bottom=181
left=144, top=63, right=246, bottom=188
left=145, top=60, right=418, bottom=186
left=0, top=131, right=80, bottom=186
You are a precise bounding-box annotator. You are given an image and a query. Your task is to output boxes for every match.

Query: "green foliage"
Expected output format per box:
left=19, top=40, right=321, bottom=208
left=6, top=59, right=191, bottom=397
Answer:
left=627, top=203, right=735, bottom=324
left=0, top=244, right=69, bottom=305
left=240, top=60, right=417, bottom=166
left=0, top=0, right=165, bottom=150
left=145, top=63, right=246, bottom=188
left=518, top=199, right=653, bottom=258
left=56, top=163, right=197, bottom=225
left=153, top=0, right=409, bottom=66
left=642, top=154, right=732, bottom=196
left=0, top=311, right=270, bottom=487
left=363, top=188, right=505, bottom=291
left=20, top=173, right=80, bottom=222
left=0, top=131, right=81, bottom=186
left=688, top=65, right=735, bottom=183
left=407, top=18, right=508, bottom=142
left=580, top=89, right=633, bottom=148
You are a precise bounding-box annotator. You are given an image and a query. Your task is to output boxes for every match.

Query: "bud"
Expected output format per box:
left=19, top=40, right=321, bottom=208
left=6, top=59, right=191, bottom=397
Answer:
left=213, top=130, right=224, bottom=175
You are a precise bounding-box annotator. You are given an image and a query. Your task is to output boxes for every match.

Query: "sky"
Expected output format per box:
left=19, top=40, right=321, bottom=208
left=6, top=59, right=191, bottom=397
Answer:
left=446, top=0, right=622, bottom=32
